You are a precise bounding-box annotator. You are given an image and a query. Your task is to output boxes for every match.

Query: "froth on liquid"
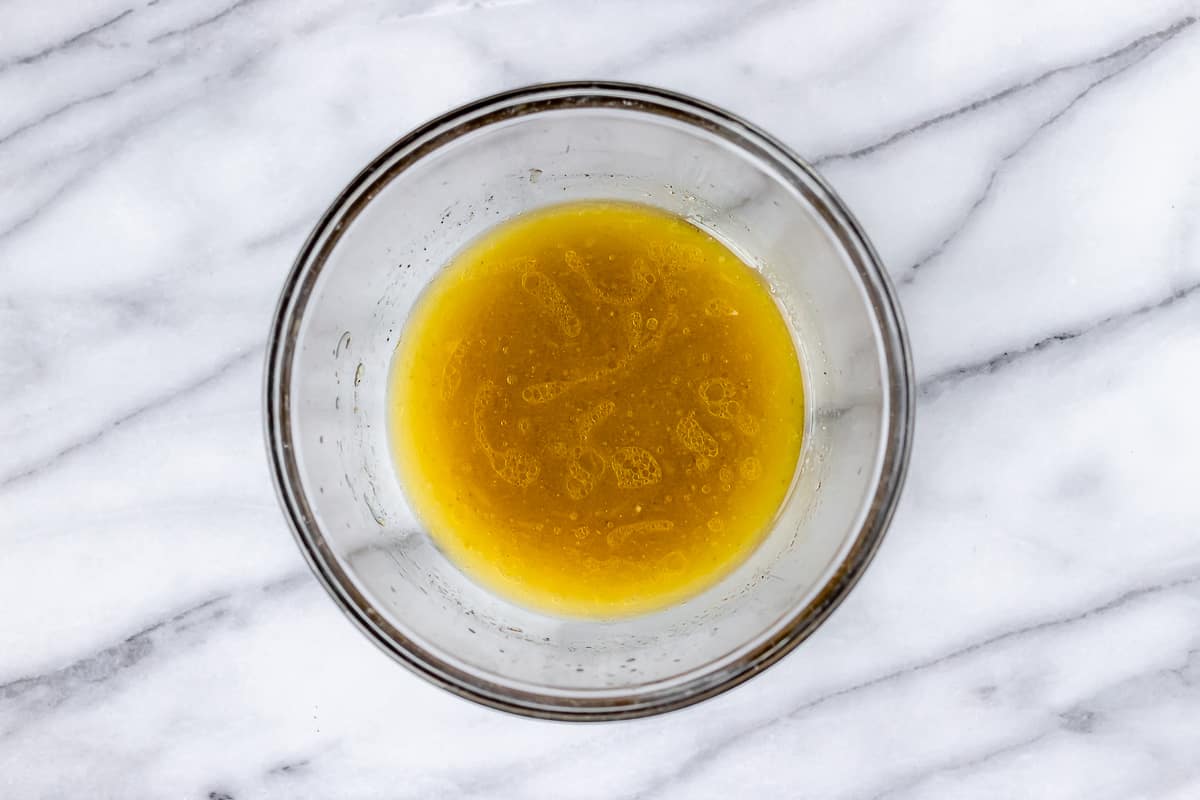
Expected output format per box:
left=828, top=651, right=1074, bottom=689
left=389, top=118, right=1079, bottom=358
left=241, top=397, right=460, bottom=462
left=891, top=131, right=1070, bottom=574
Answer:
left=389, top=201, right=804, bottom=617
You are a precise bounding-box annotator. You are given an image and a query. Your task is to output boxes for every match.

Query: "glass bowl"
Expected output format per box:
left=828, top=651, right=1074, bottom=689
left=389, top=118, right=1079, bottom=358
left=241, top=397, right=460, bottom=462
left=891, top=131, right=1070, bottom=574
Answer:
left=264, top=82, right=913, bottom=720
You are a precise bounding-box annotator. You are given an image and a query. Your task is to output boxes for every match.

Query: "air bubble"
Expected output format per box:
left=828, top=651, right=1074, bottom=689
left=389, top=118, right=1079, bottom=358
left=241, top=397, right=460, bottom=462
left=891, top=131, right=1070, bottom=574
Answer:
left=565, top=250, right=655, bottom=306
left=705, top=298, right=739, bottom=317
left=522, top=380, right=573, bottom=404
left=521, top=269, right=581, bottom=337
left=442, top=338, right=470, bottom=400
left=700, top=377, right=734, bottom=405
left=699, top=377, right=739, bottom=419
left=576, top=400, right=615, bottom=441
left=648, top=241, right=701, bottom=302
left=564, top=443, right=606, bottom=500
left=735, top=412, right=760, bottom=437
left=565, top=473, right=592, bottom=501
left=740, top=457, right=762, bottom=481
left=606, top=519, right=674, bottom=547
left=472, top=381, right=499, bottom=449
left=473, top=380, right=541, bottom=488
left=676, top=411, right=719, bottom=458
left=662, top=551, right=687, bottom=572
left=492, top=447, right=540, bottom=488
left=624, top=306, right=676, bottom=356
left=610, top=446, right=662, bottom=489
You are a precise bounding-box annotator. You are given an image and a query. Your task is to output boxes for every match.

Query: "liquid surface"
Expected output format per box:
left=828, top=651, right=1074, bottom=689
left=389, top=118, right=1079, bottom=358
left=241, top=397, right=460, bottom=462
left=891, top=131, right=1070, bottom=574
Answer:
left=389, top=201, right=804, bottom=616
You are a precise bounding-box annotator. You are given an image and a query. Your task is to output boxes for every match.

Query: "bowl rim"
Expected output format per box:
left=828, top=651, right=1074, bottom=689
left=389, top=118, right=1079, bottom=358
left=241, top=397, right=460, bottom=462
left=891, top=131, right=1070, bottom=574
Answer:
left=264, top=80, right=914, bottom=721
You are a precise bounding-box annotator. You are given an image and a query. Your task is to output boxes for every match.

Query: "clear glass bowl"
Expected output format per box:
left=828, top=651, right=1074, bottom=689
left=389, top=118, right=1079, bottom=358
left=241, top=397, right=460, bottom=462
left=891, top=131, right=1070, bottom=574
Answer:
left=265, top=82, right=913, bottom=720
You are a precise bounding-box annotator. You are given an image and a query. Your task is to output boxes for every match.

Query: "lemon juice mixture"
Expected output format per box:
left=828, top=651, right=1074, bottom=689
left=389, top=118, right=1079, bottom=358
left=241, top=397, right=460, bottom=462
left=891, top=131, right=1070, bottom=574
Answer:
left=389, top=201, right=804, bottom=616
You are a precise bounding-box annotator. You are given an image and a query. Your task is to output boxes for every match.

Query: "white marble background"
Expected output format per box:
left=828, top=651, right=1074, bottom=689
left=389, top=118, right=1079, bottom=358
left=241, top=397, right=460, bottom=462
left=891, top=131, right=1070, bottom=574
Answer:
left=2, top=0, right=1200, bottom=797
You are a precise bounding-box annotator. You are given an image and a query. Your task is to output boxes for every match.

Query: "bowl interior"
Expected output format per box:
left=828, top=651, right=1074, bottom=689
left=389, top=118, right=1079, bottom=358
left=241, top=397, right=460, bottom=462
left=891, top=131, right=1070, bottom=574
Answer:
left=268, top=85, right=909, bottom=718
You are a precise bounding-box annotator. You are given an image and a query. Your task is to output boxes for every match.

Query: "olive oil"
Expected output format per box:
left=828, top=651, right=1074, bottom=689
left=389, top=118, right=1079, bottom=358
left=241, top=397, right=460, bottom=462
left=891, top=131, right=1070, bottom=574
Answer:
left=389, top=201, right=804, bottom=616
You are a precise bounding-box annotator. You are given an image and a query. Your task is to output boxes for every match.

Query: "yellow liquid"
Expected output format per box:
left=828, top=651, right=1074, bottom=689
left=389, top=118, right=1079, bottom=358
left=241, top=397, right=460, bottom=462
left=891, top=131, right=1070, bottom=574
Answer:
left=389, top=201, right=804, bottom=616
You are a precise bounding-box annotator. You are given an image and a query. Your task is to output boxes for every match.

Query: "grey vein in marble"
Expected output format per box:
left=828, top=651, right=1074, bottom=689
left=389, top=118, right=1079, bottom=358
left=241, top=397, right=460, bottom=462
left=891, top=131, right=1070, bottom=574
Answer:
left=919, top=277, right=1200, bottom=398
left=811, top=15, right=1197, bottom=168
left=895, top=15, right=1196, bottom=284
left=0, top=345, right=260, bottom=490
left=0, top=7, right=136, bottom=69
left=631, top=570, right=1200, bottom=800
left=147, top=0, right=264, bottom=44
left=0, top=571, right=309, bottom=739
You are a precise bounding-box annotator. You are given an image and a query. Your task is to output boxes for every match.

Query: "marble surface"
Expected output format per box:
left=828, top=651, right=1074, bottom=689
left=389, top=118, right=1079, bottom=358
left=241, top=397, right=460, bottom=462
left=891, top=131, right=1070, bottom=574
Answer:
left=3, top=0, right=1200, bottom=796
